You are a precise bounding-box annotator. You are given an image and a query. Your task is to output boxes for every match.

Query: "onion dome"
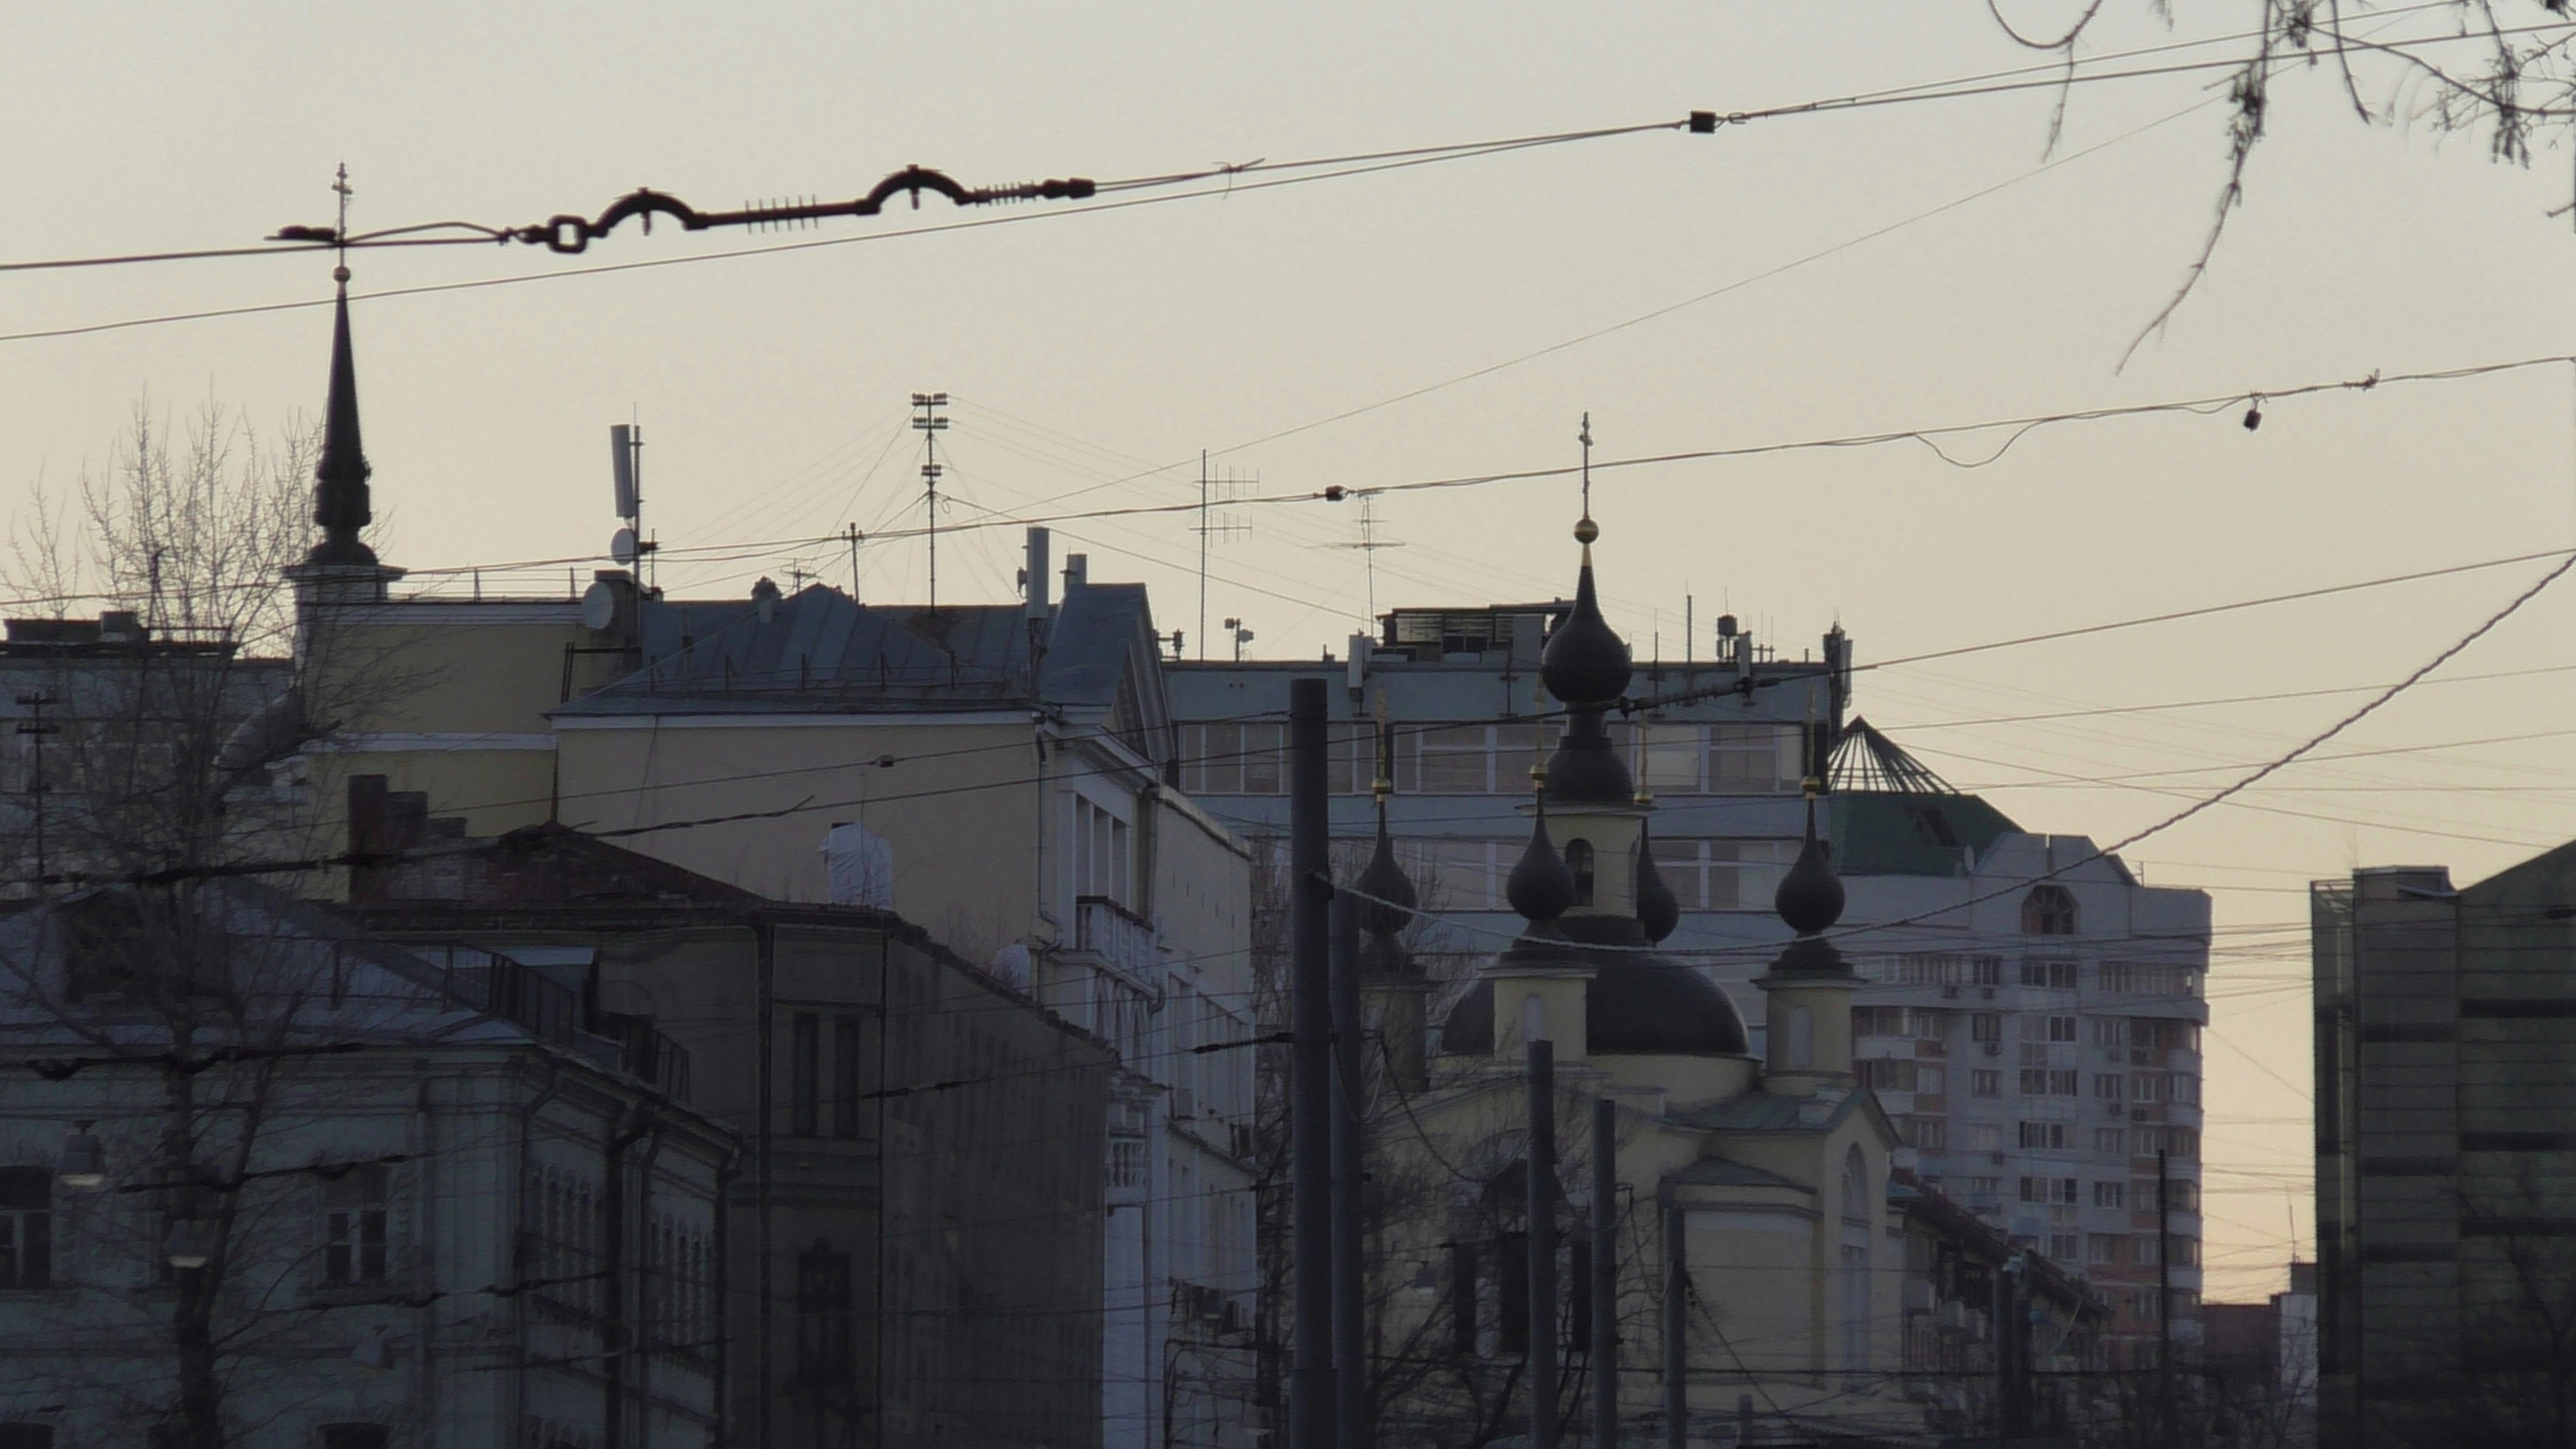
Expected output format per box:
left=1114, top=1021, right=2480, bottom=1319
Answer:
left=1539, top=530, right=1632, bottom=708
left=306, top=281, right=378, bottom=566
left=1505, top=795, right=1576, bottom=924
left=1355, top=799, right=1424, bottom=981
left=1355, top=805, right=1416, bottom=937
left=1440, top=912, right=1750, bottom=1058
left=1767, top=791, right=1854, bottom=978
left=1634, top=821, right=1680, bottom=944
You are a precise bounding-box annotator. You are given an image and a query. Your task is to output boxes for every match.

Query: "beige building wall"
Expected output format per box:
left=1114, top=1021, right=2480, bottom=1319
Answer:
left=296, top=598, right=609, bottom=895
left=554, top=715, right=1043, bottom=960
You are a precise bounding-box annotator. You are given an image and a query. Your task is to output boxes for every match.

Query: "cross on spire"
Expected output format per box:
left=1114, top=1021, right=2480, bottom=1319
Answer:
left=331, top=163, right=354, bottom=284
left=1578, top=411, right=1593, bottom=519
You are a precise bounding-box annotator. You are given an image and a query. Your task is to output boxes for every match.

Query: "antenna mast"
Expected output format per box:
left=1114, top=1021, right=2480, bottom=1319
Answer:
left=912, top=392, right=949, bottom=613
left=1328, top=493, right=1405, bottom=623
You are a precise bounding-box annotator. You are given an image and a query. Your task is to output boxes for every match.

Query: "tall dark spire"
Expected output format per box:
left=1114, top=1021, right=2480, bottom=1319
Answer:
left=1766, top=789, right=1854, bottom=978
left=306, top=282, right=377, bottom=566
left=308, top=167, right=376, bottom=567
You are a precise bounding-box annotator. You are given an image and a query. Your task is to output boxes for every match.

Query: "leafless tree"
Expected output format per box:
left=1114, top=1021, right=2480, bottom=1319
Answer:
left=1986, top=2, right=2576, bottom=360
left=0, top=396, right=395, bottom=1448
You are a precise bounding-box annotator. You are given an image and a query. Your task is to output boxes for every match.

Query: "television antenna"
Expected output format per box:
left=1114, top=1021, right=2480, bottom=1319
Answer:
left=913, top=392, right=949, bottom=614
left=1329, top=492, right=1405, bottom=621
left=1193, top=456, right=1255, bottom=659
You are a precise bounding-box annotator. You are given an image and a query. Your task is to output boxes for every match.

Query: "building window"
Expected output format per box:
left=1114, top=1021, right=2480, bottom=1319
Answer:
left=1708, top=723, right=1801, bottom=794
left=2094, top=1073, right=2125, bottom=1099
left=2132, top=1073, right=2166, bottom=1104
left=1073, top=797, right=1135, bottom=906
left=2094, top=1181, right=2127, bottom=1210
left=2018, top=959, right=2077, bottom=990
left=1449, top=1241, right=1478, bottom=1357
left=1970, top=956, right=2004, bottom=987
left=1181, top=722, right=1286, bottom=795
left=322, top=1165, right=389, bottom=1286
left=1896, top=953, right=1963, bottom=987
left=2094, top=1127, right=2127, bottom=1157
left=1917, top=1066, right=1945, bottom=1095
left=1903, top=1117, right=1947, bottom=1150
left=832, top=1014, right=865, bottom=1139
left=1971, top=1070, right=2001, bottom=1098
left=1564, top=839, right=1594, bottom=906
left=1971, top=1013, right=2003, bottom=1044
left=2017, top=1121, right=2069, bottom=1150
left=0, top=1169, right=51, bottom=1290
left=2018, top=1176, right=2078, bottom=1205
left=2092, top=1018, right=2129, bottom=1050
left=790, top=1013, right=820, bottom=1137
left=2134, top=1237, right=2160, bottom=1267
left=794, top=1240, right=854, bottom=1392
left=2021, top=885, right=2077, bottom=935
left=1967, top=1123, right=2001, bottom=1151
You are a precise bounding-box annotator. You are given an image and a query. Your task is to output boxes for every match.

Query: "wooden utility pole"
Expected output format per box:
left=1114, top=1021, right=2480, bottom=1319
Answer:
left=1287, top=678, right=1334, bottom=1449
left=1663, top=1203, right=1686, bottom=1449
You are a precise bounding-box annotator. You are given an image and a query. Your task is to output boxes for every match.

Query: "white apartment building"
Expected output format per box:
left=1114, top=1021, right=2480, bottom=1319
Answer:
left=1831, top=721, right=2210, bottom=1367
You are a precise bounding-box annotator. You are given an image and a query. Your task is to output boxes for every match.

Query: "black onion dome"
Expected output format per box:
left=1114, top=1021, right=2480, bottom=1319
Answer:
left=1439, top=934, right=1749, bottom=1057
left=1541, top=709, right=1633, bottom=805
left=1634, top=827, right=1680, bottom=944
left=1540, top=550, right=1632, bottom=707
left=1774, top=798, right=1846, bottom=937
left=1355, top=809, right=1416, bottom=938
left=1506, top=803, right=1576, bottom=923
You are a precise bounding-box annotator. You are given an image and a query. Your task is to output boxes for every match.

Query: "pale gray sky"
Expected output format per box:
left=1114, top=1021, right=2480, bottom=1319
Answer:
left=11, top=2, right=2576, bottom=1298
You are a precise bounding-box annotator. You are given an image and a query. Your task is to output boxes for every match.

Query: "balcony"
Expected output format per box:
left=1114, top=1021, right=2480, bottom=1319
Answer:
left=1075, top=895, right=1160, bottom=978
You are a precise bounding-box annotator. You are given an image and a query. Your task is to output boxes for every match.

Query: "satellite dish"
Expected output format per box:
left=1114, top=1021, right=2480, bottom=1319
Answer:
left=611, top=527, right=638, bottom=566
left=580, top=580, right=618, bottom=632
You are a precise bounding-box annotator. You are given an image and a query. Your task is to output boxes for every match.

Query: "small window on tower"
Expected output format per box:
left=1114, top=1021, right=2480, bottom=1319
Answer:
left=1565, top=839, right=1594, bottom=906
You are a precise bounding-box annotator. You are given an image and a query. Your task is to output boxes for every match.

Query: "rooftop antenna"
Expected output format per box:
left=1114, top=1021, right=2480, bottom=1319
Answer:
left=1193, top=458, right=1254, bottom=659
left=609, top=414, right=653, bottom=586
left=1329, top=492, right=1405, bottom=623
left=912, top=391, right=949, bottom=614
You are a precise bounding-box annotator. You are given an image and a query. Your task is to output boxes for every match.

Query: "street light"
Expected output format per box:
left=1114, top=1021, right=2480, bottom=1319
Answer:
left=57, top=1123, right=105, bottom=1191
left=163, top=1218, right=214, bottom=1270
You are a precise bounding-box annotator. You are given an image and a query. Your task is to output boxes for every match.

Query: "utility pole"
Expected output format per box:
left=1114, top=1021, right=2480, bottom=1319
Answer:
left=1329, top=891, right=1367, bottom=1449
left=1198, top=450, right=1209, bottom=662
left=16, top=693, right=55, bottom=889
left=1591, top=1098, right=1617, bottom=1449
left=1662, top=1202, right=1686, bottom=1449
left=845, top=523, right=863, bottom=602
left=1528, top=1038, right=1559, bottom=1449
left=1287, top=678, right=1334, bottom=1449
left=1999, top=1250, right=2031, bottom=1439
left=911, top=392, right=948, bottom=614
left=2159, top=1147, right=2175, bottom=1442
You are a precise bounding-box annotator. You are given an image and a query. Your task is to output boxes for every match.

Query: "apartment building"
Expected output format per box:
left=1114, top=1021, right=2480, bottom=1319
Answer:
left=1830, top=720, right=2211, bottom=1369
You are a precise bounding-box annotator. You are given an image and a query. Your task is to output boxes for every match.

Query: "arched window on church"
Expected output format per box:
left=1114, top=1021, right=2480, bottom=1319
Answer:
left=1565, top=839, right=1594, bottom=906
left=2021, top=884, right=2078, bottom=936
left=1840, top=1145, right=1872, bottom=1371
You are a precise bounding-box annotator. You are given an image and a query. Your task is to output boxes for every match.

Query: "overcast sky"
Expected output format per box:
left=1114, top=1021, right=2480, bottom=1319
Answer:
left=11, top=2, right=2576, bottom=1300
